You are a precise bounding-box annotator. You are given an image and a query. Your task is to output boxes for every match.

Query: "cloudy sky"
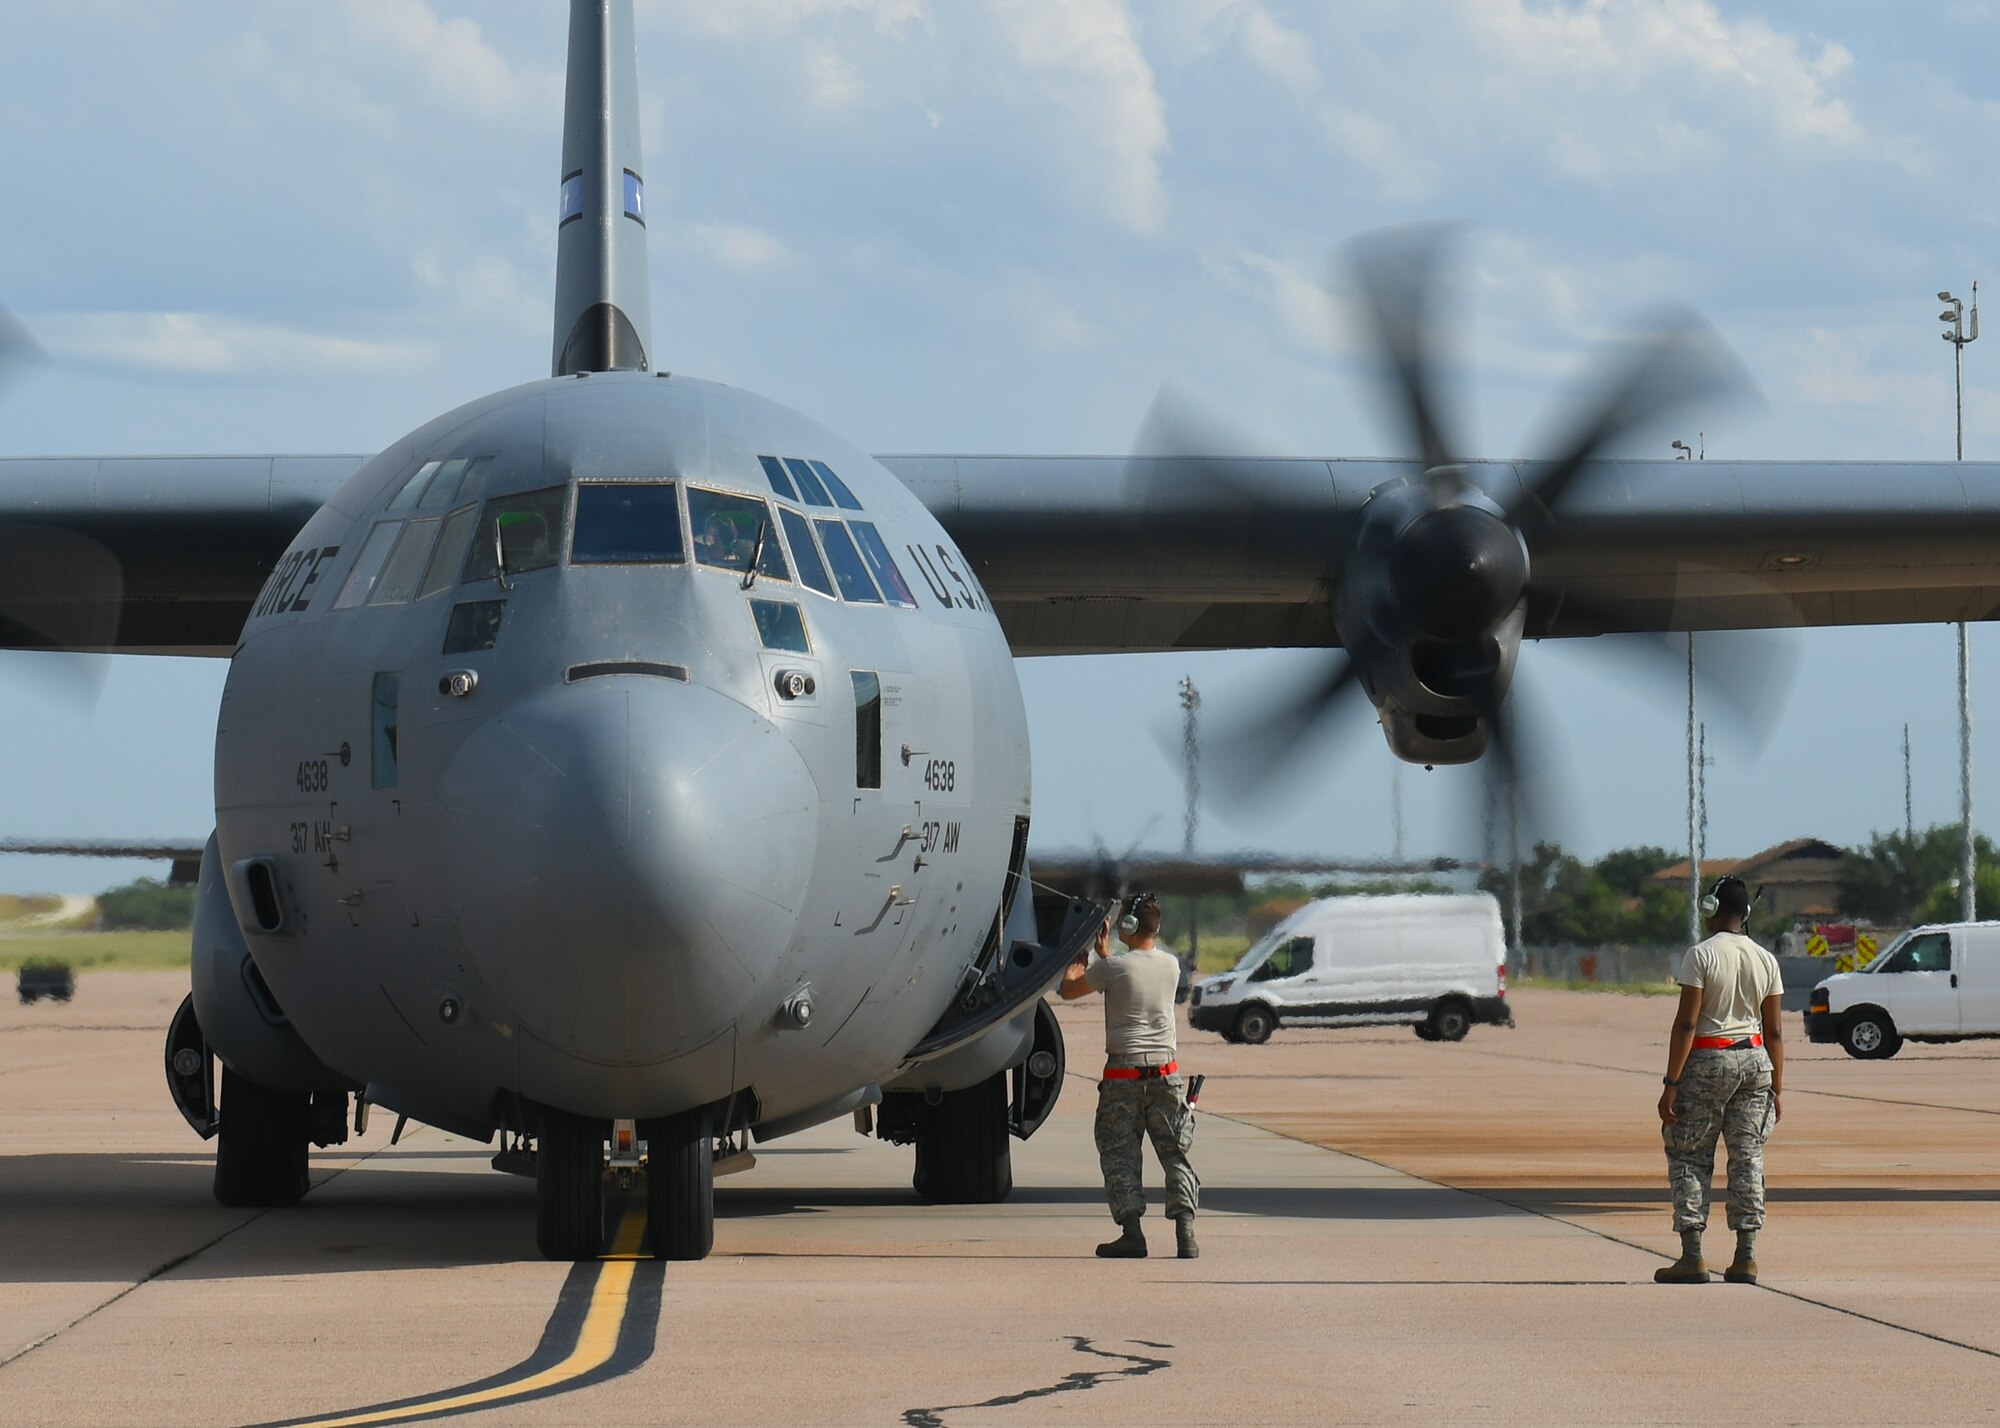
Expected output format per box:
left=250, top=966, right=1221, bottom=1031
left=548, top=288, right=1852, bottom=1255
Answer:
left=2, top=0, right=1999, bottom=892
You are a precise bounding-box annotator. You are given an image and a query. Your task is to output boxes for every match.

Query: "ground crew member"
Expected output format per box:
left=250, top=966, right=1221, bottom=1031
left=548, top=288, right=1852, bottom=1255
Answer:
left=1059, top=892, right=1200, bottom=1259
left=1656, top=874, right=1783, bottom=1284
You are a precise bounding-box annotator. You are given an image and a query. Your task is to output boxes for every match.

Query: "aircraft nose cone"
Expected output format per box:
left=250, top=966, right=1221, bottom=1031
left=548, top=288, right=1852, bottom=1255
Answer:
left=439, top=678, right=817, bottom=1067
left=1392, top=505, right=1528, bottom=640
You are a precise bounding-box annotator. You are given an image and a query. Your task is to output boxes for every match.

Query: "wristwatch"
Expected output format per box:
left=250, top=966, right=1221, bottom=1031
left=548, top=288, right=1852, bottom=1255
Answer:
left=1661, top=1076, right=1678, bottom=1086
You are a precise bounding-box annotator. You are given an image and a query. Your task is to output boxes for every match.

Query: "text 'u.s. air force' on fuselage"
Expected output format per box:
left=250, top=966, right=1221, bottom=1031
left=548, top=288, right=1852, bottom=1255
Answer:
left=155, top=0, right=1092, bottom=1263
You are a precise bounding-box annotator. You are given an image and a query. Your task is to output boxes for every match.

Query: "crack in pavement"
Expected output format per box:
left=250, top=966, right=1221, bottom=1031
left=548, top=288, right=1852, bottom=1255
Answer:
left=1198, top=1105, right=2000, bottom=1362
left=0, top=1131, right=419, bottom=1374
left=900, top=1336, right=1173, bottom=1427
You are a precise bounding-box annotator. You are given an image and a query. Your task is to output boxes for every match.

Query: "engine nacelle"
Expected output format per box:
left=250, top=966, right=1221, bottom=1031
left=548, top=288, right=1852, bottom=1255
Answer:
left=1336, top=473, right=1528, bottom=766
left=189, top=831, right=350, bottom=1094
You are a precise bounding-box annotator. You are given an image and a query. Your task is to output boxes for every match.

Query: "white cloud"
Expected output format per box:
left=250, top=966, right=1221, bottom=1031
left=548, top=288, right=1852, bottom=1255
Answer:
left=40, top=313, right=433, bottom=378
left=341, top=0, right=552, bottom=116
left=681, top=223, right=790, bottom=272
left=658, top=0, right=933, bottom=39
left=1230, top=3, right=1318, bottom=97
left=1466, top=0, right=1866, bottom=151
left=984, top=0, right=1170, bottom=233
left=805, top=44, right=866, bottom=107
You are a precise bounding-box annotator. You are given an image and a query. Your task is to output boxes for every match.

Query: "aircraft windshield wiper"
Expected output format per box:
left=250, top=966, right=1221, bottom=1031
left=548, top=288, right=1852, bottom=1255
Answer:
left=741, top=518, right=768, bottom=590
left=492, top=518, right=514, bottom=592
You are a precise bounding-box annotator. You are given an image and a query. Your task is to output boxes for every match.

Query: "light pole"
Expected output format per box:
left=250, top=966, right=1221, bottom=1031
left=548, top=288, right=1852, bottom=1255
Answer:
left=1942, top=286, right=1979, bottom=918
left=1178, top=675, right=1201, bottom=968
left=1687, top=632, right=1701, bottom=943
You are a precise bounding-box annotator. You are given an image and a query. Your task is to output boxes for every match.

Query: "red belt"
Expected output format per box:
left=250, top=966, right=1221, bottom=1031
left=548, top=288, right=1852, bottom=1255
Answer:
left=1692, top=1034, right=1762, bottom=1050
left=1103, top=1061, right=1177, bottom=1080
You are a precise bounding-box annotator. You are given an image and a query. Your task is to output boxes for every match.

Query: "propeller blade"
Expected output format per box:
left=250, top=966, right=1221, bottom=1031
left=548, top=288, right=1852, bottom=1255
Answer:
left=1555, top=592, right=1799, bottom=744
left=1201, top=652, right=1362, bottom=809
left=1509, top=309, right=1753, bottom=524
left=1343, top=226, right=1459, bottom=474
left=0, top=303, right=42, bottom=393
left=0, top=525, right=125, bottom=710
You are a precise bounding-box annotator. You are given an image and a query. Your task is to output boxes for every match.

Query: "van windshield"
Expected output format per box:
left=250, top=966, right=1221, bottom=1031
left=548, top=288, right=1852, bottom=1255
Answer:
left=1232, top=927, right=1287, bottom=974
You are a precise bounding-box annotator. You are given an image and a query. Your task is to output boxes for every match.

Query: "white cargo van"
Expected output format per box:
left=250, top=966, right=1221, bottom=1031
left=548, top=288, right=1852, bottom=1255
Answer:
left=1806, top=921, right=2000, bottom=1058
left=1188, top=893, right=1512, bottom=1045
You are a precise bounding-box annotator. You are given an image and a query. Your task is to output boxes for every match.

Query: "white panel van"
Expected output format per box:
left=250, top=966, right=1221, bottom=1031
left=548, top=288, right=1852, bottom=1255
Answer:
left=1188, top=893, right=1513, bottom=1045
left=1806, top=922, right=2000, bottom=1058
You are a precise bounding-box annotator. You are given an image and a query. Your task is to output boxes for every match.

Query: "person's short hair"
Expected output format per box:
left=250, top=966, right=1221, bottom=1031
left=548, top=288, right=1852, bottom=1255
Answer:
left=1127, top=893, right=1162, bottom=939
left=1714, top=876, right=1751, bottom=919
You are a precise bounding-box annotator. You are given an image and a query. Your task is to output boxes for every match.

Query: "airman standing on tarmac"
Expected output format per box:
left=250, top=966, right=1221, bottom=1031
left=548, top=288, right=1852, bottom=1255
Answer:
left=1656, top=874, right=1784, bottom=1285
left=1060, top=892, right=1200, bottom=1259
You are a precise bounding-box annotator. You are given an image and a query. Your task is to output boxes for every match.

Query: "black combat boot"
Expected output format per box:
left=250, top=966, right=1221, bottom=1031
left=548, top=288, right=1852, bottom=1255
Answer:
left=1095, top=1218, right=1147, bottom=1258
left=1174, top=1218, right=1199, bottom=1260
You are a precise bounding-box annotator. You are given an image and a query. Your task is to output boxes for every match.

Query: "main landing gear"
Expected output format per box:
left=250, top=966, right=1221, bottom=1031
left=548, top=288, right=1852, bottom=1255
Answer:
left=213, top=1065, right=313, bottom=1208
left=911, top=1069, right=1013, bottom=1205
left=533, top=1104, right=718, bottom=1261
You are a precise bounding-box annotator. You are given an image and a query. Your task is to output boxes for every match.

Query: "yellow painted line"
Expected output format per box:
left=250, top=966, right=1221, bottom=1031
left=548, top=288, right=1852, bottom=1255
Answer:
left=281, top=1204, right=649, bottom=1428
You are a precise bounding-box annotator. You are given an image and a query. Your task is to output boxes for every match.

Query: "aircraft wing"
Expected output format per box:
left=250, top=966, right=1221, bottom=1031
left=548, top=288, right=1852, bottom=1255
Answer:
left=0, top=455, right=365, bottom=655
left=6, top=451, right=2000, bottom=658
left=886, top=455, right=2000, bottom=655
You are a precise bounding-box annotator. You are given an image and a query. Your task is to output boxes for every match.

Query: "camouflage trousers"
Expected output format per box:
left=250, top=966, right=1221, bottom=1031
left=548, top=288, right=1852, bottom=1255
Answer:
left=1662, top=1047, right=1775, bottom=1234
left=1095, top=1074, right=1199, bottom=1225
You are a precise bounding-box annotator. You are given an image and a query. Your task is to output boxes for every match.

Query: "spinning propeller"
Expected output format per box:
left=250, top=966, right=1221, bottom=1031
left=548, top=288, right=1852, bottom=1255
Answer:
left=1134, top=227, right=1787, bottom=824
left=0, top=305, right=123, bottom=706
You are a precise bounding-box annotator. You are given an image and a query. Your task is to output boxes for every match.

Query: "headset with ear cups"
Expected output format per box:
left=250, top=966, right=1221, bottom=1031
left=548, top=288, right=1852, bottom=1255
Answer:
left=1699, top=876, right=1753, bottom=919
left=1118, top=892, right=1157, bottom=936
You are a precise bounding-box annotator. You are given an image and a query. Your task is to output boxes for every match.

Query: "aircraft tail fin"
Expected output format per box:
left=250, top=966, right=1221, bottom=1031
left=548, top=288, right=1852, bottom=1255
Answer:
left=551, top=0, right=653, bottom=377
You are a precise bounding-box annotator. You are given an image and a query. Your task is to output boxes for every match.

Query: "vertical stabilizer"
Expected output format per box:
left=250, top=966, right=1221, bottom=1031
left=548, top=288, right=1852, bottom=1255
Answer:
left=552, top=0, right=652, bottom=376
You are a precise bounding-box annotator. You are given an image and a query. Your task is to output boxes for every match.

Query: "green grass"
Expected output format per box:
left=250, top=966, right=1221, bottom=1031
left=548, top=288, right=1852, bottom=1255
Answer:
left=1191, top=935, right=1251, bottom=975
left=0, top=930, right=190, bottom=972
left=0, top=894, right=64, bottom=925
left=1514, top=974, right=1679, bottom=997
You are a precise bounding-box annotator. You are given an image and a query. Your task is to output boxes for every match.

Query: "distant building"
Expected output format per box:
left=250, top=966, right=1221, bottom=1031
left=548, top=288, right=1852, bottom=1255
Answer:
left=1648, top=838, right=1847, bottom=922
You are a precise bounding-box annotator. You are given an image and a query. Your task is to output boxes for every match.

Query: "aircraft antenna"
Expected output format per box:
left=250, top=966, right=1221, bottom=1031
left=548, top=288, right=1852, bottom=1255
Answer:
left=552, top=0, right=654, bottom=376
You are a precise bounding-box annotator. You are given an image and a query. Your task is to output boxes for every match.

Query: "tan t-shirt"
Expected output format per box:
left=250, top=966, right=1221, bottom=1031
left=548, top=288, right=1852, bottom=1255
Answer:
left=1678, top=931, right=1783, bottom=1039
left=1085, top=946, right=1180, bottom=1066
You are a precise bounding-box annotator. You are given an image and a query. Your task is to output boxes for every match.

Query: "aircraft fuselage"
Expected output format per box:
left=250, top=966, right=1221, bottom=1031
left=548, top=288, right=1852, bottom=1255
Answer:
left=213, top=371, right=1030, bottom=1137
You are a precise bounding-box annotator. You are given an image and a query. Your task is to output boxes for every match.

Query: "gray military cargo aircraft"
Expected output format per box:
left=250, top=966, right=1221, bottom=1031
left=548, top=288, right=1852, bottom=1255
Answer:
left=5, top=1, right=2000, bottom=1261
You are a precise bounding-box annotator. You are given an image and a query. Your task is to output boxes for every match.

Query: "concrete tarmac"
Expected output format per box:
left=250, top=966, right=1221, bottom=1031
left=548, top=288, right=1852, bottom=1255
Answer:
left=3, top=974, right=1998, bottom=1425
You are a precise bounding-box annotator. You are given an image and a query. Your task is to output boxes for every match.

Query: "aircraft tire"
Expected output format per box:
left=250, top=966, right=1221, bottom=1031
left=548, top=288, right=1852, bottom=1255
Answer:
left=535, top=1108, right=608, bottom=1260
left=213, top=1064, right=311, bottom=1208
left=642, top=1104, right=714, bottom=1261
left=912, top=1071, right=1013, bottom=1204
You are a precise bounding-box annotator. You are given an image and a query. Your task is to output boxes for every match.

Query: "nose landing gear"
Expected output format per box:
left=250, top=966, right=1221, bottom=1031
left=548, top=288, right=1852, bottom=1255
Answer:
left=535, top=1108, right=609, bottom=1260
left=641, top=1104, right=715, bottom=1261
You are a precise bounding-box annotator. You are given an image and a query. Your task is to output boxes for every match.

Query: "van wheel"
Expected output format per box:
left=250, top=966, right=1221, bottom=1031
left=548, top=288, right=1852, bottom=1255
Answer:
left=1427, top=999, right=1473, bottom=1043
left=1414, top=1023, right=1441, bottom=1041
left=1840, top=1008, right=1902, bottom=1060
left=1234, top=1004, right=1276, bottom=1046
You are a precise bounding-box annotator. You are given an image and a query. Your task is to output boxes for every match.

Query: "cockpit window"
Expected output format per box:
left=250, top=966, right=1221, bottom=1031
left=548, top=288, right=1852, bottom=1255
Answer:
left=333, top=521, right=404, bottom=609
left=443, top=599, right=506, bottom=654
left=848, top=522, right=917, bottom=607
left=419, top=455, right=490, bottom=510
left=814, top=519, right=882, bottom=603
left=368, top=518, right=440, bottom=606
left=778, top=508, right=836, bottom=598
left=750, top=599, right=811, bottom=653
left=572, top=483, right=686, bottom=564
left=688, top=487, right=789, bottom=581
left=388, top=455, right=491, bottom=513
left=785, top=458, right=834, bottom=507
left=758, top=455, right=799, bottom=502
left=808, top=460, right=864, bottom=511
left=462, top=486, right=567, bottom=584
left=418, top=505, right=479, bottom=599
